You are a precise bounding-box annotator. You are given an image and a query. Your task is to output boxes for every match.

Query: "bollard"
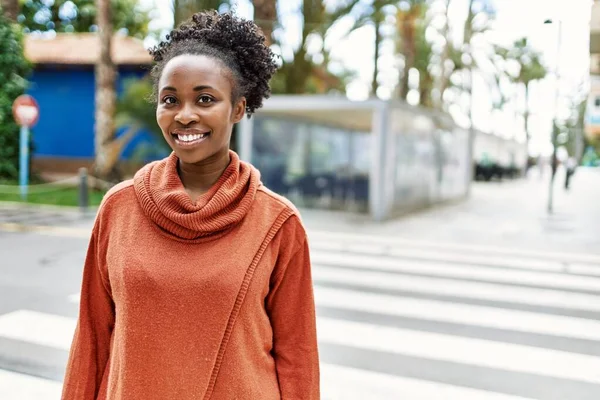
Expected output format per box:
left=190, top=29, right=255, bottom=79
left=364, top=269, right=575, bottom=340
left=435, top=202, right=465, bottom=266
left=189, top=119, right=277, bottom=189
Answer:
left=78, top=168, right=89, bottom=213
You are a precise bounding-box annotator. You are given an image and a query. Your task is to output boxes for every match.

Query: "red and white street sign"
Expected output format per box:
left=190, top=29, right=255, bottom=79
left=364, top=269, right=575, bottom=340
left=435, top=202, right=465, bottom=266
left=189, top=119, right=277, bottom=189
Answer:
left=12, top=95, right=39, bottom=128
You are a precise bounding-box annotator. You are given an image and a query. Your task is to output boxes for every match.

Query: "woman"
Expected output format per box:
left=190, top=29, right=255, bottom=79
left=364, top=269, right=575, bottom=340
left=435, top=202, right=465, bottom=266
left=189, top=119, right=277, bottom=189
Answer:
left=62, top=11, right=320, bottom=400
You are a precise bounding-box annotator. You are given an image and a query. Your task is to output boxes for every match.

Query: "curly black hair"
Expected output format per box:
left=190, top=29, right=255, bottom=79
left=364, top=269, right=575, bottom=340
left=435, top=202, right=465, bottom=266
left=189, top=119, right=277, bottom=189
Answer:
left=149, top=11, right=278, bottom=116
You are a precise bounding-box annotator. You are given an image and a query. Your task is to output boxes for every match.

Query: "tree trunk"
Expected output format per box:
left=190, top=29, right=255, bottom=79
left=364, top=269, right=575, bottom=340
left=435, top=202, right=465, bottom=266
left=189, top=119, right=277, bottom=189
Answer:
left=281, top=0, right=323, bottom=94
left=371, top=6, right=383, bottom=97
left=463, top=0, right=475, bottom=46
left=398, top=7, right=418, bottom=101
left=173, top=0, right=183, bottom=27
left=252, top=0, right=276, bottom=46
left=437, top=0, right=452, bottom=109
left=420, top=72, right=434, bottom=108
left=94, top=0, right=117, bottom=180
left=524, top=82, right=530, bottom=143
left=285, top=48, right=312, bottom=94
left=0, top=0, right=18, bottom=21
left=463, top=0, right=475, bottom=126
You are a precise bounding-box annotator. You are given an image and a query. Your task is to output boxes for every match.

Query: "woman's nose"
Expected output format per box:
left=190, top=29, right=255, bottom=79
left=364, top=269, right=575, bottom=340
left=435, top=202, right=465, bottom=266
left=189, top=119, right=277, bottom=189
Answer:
left=174, top=103, right=199, bottom=125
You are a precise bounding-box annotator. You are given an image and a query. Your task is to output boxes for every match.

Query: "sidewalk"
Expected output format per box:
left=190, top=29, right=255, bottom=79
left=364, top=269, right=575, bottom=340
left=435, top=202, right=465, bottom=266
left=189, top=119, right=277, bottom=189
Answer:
left=299, top=166, right=600, bottom=254
left=1, top=167, right=598, bottom=254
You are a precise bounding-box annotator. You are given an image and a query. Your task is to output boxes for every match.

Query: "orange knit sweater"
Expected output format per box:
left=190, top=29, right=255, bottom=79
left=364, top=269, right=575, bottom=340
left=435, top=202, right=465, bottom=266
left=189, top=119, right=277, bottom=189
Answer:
left=62, top=151, right=320, bottom=400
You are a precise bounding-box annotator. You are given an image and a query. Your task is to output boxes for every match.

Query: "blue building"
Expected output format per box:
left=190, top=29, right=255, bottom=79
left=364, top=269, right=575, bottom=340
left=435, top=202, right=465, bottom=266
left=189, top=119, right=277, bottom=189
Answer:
left=24, top=33, right=160, bottom=174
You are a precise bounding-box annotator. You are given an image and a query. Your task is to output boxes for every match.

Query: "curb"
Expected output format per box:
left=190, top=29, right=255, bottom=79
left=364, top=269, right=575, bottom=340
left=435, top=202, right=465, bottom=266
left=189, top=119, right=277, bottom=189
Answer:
left=0, top=201, right=99, bottom=214
left=0, top=222, right=91, bottom=238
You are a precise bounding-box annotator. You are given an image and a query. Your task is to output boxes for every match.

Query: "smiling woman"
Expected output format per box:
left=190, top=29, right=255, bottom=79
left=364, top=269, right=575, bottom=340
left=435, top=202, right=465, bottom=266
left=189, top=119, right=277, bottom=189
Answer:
left=148, top=11, right=278, bottom=200
left=61, top=10, right=320, bottom=400
left=156, top=55, right=241, bottom=171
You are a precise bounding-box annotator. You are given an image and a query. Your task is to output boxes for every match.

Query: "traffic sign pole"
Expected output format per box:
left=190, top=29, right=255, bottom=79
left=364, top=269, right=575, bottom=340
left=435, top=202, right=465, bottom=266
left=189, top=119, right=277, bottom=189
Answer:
left=12, top=94, right=39, bottom=202
left=19, top=125, right=29, bottom=200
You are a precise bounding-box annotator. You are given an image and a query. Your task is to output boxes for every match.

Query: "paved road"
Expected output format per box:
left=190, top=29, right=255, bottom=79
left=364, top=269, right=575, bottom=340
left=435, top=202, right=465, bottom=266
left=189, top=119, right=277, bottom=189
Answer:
left=1, top=226, right=600, bottom=399
left=1, top=168, right=600, bottom=399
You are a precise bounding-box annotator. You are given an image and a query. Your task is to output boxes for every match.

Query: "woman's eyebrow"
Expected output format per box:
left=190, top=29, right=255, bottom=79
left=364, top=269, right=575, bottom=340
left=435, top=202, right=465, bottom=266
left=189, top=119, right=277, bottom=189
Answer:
left=159, top=85, right=215, bottom=93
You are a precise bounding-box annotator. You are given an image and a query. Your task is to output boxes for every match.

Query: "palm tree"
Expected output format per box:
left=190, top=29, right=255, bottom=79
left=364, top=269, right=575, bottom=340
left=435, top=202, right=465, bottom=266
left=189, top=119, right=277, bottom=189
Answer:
left=94, top=0, right=118, bottom=181
left=438, top=0, right=497, bottom=112
left=413, top=16, right=433, bottom=107
left=435, top=0, right=452, bottom=108
left=173, top=0, right=230, bottom=26
left=0, top=0, right=18, bottom=21
left=252, top=0, right=277, bottom=47
left=396, top=0, right=426, bottom=101
left=340, top=0, right=396, bottom=96
left=269, top=0, right=363, bottom=95
left=497, top=38, right=547, bottom=144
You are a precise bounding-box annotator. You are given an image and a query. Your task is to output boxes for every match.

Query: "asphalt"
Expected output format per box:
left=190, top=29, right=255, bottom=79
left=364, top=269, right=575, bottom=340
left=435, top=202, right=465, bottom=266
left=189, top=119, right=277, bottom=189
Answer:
left=1, top=166, right=600, bottom=399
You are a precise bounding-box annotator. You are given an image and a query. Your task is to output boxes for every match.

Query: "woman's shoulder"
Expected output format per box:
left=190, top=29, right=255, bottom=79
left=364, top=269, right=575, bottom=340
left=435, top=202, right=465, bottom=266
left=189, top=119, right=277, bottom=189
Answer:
left=255, top=185, right=302, bottom=220
left=96, top=179, right=136, bottom=218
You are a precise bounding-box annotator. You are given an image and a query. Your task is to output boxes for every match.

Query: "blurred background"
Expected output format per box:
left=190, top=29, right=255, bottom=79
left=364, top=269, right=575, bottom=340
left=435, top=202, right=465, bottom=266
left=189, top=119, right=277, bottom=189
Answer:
left=1, top=0, right=600, bottom=399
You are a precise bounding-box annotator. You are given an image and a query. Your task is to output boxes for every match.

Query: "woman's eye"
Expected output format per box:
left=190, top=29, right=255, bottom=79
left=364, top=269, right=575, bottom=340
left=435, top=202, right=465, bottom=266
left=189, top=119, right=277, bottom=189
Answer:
left=198, top=95, right=213, bottom=104
left=162, top=96, right=177, bottom=104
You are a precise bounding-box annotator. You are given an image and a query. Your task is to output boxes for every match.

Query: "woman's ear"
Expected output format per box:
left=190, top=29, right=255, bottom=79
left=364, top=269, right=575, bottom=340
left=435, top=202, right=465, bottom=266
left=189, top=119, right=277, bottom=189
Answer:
left=232, top=97, right=247, bottom=123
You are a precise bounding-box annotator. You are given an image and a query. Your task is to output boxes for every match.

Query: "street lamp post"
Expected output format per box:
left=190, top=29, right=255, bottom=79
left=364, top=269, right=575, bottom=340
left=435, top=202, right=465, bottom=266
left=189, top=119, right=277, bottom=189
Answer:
left=545, top=18, right=562, bottom=215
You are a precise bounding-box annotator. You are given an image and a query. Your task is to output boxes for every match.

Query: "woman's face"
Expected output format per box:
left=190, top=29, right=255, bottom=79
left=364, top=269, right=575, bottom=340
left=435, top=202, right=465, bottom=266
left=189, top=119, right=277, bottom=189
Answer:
left=156, top=54, right=246, bottom=165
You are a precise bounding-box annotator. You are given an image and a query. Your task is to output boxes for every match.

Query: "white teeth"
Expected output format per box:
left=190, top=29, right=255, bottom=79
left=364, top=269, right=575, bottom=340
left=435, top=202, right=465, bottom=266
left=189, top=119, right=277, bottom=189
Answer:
left=176, top=133, right=208, bottom=142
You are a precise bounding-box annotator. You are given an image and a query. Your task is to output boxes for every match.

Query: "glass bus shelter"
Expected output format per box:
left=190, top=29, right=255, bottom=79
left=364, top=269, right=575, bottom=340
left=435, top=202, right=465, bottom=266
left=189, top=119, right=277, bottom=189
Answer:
left=238, top=95, right=473, bottom=221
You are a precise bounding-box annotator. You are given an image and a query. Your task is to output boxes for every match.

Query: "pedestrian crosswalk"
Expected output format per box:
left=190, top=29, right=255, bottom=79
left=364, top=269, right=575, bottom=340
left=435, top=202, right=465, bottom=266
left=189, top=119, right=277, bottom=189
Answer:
left=1, top=229, right=600, bottom=399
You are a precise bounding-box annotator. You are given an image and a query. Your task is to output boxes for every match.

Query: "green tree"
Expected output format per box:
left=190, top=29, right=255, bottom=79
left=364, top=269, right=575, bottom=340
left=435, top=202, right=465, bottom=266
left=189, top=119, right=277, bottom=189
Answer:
left=0, top=0, right=18, bottom=20
left=19, top=0, right=151, bottom=39
left=173, top=0, right=231, bottom=27
left=496, top=38, right=547, bottom=144
left=555, top=94, right=586, bottom=159
left=396, top=0, right=427, bottom=101
left=271, top=0, right=361, bottom=95
left=273, top=0, right=325, bottom=94
left=436, top=0, right=498, bottom=113
left=115, top=77, right=166, bottom=148
left=331, top=0, right=397, bottom=96
left=252, top=0, right=276, bottom=47
left=413, top=12, right=433, bottom=107
left=0, top=10, right=31, bottom=180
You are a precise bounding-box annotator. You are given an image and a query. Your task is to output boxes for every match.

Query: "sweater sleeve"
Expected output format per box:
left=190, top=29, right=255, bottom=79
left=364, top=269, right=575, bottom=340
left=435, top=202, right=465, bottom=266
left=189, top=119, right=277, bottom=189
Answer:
left=266, top=229, right=320, bottom=400
left=62, top=224, right=115, bottom=400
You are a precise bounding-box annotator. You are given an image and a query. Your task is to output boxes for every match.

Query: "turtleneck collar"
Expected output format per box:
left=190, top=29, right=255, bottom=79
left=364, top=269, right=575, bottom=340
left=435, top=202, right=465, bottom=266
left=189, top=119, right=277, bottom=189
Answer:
left=133, top=150, right=260, bottom=241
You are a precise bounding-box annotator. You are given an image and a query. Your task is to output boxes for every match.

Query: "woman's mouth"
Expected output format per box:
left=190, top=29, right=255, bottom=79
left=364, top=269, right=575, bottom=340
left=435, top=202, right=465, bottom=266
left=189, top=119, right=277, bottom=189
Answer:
left=172, top=131, right=211, bottom=148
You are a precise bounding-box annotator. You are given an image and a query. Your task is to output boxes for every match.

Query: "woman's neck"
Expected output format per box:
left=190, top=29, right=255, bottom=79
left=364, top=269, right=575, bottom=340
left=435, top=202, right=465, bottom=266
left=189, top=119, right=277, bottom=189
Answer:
left=177, top=150, right=231, bottom=200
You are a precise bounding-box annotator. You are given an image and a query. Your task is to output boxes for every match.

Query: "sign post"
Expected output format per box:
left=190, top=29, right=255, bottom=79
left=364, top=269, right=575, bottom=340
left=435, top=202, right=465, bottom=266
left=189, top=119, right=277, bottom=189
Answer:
left=12, top=95, right=39, bottom=201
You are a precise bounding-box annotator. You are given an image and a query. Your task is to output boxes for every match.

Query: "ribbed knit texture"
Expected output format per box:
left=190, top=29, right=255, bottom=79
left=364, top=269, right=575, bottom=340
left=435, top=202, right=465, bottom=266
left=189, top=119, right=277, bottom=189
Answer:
left=61, top=151, right=320, bottom=400
left=133, top=150, right=260, bottom=240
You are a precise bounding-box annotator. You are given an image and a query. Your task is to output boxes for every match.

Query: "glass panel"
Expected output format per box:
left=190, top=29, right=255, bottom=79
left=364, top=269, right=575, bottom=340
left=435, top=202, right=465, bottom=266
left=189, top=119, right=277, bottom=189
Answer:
left=388, top=107, right=470, bottom=214
left=252, top=115, right=370, bottom=212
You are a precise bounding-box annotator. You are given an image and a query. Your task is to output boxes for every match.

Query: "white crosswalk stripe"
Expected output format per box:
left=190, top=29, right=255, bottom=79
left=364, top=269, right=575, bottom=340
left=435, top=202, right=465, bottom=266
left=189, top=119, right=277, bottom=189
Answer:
left=321, top=364, right=537, bottom=400
left=315, top=286, right=600, bottom=341
left=0, top=369, right=62, bottom=399
left=0, top=310, right=75, bottom=351
left=318, top=317, right=600, bottom=384
left=1, top=231, right=600, bottom=399
left=312, top=250, right=600, bottom=292
left=314, top=265, right=600, bottom=311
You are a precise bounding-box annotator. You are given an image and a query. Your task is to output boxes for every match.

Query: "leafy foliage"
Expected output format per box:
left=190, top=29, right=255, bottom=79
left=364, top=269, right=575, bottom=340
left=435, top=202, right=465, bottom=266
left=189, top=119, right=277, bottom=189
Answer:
left=173, top=0, right=231, bottom=27
left=115, top=77, right=169, bottom=153
left=271, top=0, right=361, bottom=95
left=19, top=0, right=151, bottom=38
left=396, top=0, right=426, bottom=101
left=494, top=37, right=547, bottom=142
left=0, top=11, right=31, bottom=179
left=497, top=38, right=547, bottom=87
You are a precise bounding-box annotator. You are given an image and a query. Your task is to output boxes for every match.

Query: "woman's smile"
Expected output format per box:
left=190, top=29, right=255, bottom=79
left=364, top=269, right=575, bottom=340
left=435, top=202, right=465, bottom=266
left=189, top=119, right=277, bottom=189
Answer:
left=171, top=128, right=211, bottom=149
